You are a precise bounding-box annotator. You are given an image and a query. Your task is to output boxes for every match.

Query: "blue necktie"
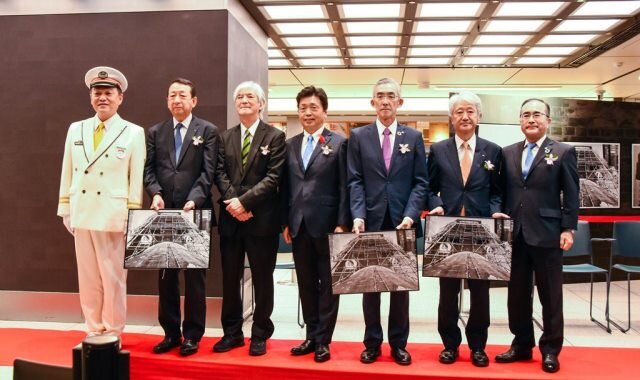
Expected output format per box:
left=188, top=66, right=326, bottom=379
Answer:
left=522, top=142, right=537, bottom=179
left=175, top=123, right=184, bottom=160
left=302, top=135, right=314, bottom=169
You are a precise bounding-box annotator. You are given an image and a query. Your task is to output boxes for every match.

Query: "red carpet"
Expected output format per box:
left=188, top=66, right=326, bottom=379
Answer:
left=1, top=328, right=638, bottom=379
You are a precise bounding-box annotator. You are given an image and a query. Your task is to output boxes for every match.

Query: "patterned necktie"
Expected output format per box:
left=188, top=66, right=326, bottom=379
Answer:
left=242, top=129, right=251, bottom=167
left=461, top=141, right=471, bottom=184
left=174, top=123, right=184, bottom=160
left=382, top=127, right=391, bottom=172
left=522, top=142, right=537, bottom=179
left=302, top=134, right=314, bottom=169
left=93, top=122, right=105, bottom=150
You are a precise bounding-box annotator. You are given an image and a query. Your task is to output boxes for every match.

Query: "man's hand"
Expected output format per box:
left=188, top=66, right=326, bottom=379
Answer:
left=151, top=194, right=165, bottom=210
left=492, top=212, right=510, bottom=219
left=224, top=198, right=247, bottom=217
left=183, top=200, right=196, bottom=211
left=396, top=217, right=413, bottom=230
left=334, top=225, right=347, bottom=233
left=560, top=230, right=574, bottom=251
left=428, top=206, right=444, bottom=215
left=352, top=219, right=365, bottom=234
left=283, top=226, right=292, bottom=244
left=62, top=215, right=74, bottom=236
left=234, top=211, right=254, bottom=222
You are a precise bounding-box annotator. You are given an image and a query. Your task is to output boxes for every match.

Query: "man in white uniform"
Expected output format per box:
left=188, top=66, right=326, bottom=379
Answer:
left=57, top=66, right=146, bottom=343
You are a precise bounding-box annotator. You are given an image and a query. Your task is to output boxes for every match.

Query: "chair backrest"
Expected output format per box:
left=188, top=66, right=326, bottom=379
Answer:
left=612, top=221, right=640, bottom=258
left=13, top=358, right=72, bottom=380
left=416, top=218, right=425, bottom=255
left=563, top=220, right=592, bottom=258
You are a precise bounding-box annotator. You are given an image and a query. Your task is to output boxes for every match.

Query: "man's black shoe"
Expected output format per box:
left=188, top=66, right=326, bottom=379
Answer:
left=180, top=339, right=199, bottom=356
left=471, top=349, right=489, bottom=367
left=153, top=336, right=182, bottom=354
left=542, top=354, right=560, bottom=373
left=212, top=335, right=245, bottom=353
left=438, top=348, right=459, bottom=364
left=314, top=344, right=330, bottom=363
left=249, top=337, right=267, bottom=356
left=495, top=348, right=533, bottom=363
left=359, top=346, right=381, bottom=364
left=291, top=339, right=315, bottom=356
left=391, top=347, right=412, bottom=366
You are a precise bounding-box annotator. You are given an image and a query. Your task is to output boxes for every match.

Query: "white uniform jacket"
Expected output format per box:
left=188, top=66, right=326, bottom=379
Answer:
left=57, top=114, right=146, bottom=232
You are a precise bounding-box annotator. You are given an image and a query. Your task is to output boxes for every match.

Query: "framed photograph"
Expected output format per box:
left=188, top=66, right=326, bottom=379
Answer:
left=422, top=216, right=513, bottom=281
left=329, top=229, right=419, bottom=295
left=124, top=209, right=212, bottom=269
left=566, top=142, right=620, bottom=208
left=633, top=144, right=640, bottom=209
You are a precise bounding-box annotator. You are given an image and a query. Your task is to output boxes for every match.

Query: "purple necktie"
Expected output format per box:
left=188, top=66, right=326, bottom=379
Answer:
left=382, top=127, right=391, bottom=172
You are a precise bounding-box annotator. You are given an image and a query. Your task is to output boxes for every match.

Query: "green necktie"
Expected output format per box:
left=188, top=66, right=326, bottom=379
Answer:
left=242, top=129, right=251, bottom=167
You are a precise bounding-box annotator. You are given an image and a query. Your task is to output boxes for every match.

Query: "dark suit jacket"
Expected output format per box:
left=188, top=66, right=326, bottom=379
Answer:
left=282, top=129, right=350, bottom=239
left=347, top=123, right=428, bottom=236
left=501, top=137, right=579, bottom=248
left=144, top=115, right=219, bottom=218
left=214, top=120, right=285, bottom=237
left=427, top=136, right=502, bottom=217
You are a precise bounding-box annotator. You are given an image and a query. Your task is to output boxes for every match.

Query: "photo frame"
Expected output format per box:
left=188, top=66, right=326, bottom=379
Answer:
left=329, top=229, right=419, bottom=295
left=566, top=142, right=620, bottom=208
left=422, top=216, right=513, bottom=281
left=124, top=209, right=212, bottom=269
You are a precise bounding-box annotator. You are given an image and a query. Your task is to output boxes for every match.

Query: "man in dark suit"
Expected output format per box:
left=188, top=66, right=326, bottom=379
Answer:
left=495, top=98, right=579, bottom=373
left=427, top=92, right=505, bottom=367
left=213, top=81, right=285, bottom=356
left=144, top=78, right=219, bottom=356
left=282, top=86, right=349, bottom=363
left=347, top=78, right=428, bottom=366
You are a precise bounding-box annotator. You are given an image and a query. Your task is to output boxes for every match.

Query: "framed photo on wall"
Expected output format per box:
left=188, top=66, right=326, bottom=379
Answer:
left=422, top=216, right=513, bottom=281
left=329, top=229, right=419, bottom=295
left=566, top=142, right=620, bottom=208
left=124, top=209, right=212, bottom=269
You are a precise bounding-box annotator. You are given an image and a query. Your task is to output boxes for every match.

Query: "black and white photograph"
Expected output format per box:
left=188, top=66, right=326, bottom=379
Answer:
left=124, top=209, right=212, bottom=269
left=422, top=216, right=513, bottom=281
left=329, top=230, right=419, bottom=295
left=567, top=142, right=620, bottom=208
left=633, top=144, right=640, bottom=208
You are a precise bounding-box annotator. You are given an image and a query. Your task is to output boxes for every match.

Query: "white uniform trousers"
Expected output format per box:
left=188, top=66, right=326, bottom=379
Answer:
left=74, top=229, right=127, bottom=336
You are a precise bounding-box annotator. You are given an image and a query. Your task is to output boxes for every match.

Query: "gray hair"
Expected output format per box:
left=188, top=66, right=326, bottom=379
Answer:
left=372, top=77, right=402, bottom=98
left=448, top=92, right=483, bottom=117
left=233, top=81, right=267, bottom=117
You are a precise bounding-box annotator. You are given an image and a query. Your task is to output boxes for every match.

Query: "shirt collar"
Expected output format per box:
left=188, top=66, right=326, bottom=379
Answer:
left=524, top=135, right=547, bottom=148
left=94, top=113, right=120, bottom=131
left=173, top=114, right=193, bottom=129
left=303, top=126, right=325, bottom=140
left=455, top=133, right=476, bottom=151
left=241, top=118, right=260, bottom=136
left=376, top=119, right=398, bottom=136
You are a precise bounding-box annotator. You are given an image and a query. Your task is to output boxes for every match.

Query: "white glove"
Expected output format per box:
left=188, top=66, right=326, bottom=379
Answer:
left=62, top=215, right=74, bottom=236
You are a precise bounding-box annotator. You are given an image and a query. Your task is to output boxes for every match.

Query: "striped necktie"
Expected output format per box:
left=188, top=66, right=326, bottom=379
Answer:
left=242, top=129, right=251, bottom=167
left=93, top=122, right=105, bottom=150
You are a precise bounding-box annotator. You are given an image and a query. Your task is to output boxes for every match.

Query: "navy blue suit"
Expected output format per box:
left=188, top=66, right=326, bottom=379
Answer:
left=501, top=137, right=579, bottom=356
left=282, top=128, right=350, bottom=344
left=427, top=136, right=502, bottom=351
left=347, top=122, right=428, bottom=349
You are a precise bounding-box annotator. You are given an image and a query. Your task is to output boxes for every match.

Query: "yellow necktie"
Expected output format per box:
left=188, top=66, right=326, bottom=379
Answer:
left=94, top=122, right=105, bottom=150
left=460, top=141, right=471, bottom=216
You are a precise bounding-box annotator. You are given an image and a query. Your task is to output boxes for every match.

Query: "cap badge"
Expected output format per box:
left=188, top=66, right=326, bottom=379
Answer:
left=98, top=71, right=108, bottom=79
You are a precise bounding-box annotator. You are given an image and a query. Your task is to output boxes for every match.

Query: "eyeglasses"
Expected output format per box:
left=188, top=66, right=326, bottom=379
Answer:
left=520, top=112, right=548, bottom=120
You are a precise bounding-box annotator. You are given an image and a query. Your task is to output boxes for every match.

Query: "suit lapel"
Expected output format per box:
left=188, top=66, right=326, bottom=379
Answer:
left=177, top=117, right=199, bottom=167
left=92, top=116, right=123, bottom=160
left=229, top=125, right=242, bottom=171
left=527, top=137, right=552, bottom=179
left=163, top=120, right=177, bottom=168
left=293, top=133, right=305, bottom=174
left=306, top=129, right=330, bottom=171
left=388, top=125, right=405, bottom=175
left=468, top=138, right=487, bottom=185
left=445, top=137, right=464, bottom=186
left=81, top=119, right=93, bottom=164
left=366, top=124, right=387, bottom=175
left=514, top=140, right=525, bottom=182
left=241, top=121, right=267, bottom=180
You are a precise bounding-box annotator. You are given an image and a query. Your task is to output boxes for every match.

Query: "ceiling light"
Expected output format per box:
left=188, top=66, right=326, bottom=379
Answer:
left=268, top=49, right=284, bottom=58
left=515, top=57, right=563, bottom=64
left=409, top=47, right=457, bottom=56
left=526, top=46, right=579, bottom=55
left=460, top=57, right=508, bottom=65
left=262, top=5, right=326, bottom=20
left=412, top=35, right=465, bottom=45
left=299, top=58, right=343, bottom=66
left=344, top=21, right=400, bottom=34
left=495, top=1, right=563, bottom=17
left=485, top=20, right=547, bottom=32
left=419, top=2, right=482, bottom=17
left=274, top=22, right=331, bottom=35
left=352, top=58, right=396, bottom=65
left=291, top=48, right=340, bottom=57
left=268, top=59, right=291, bottom=67
left=555, top=19, right=621, bottom=32
left=348, top=36, right=399, bottom=46
left=573, top=1, right=640, bottom=16
left=406, top=57, right=451, bottom=65
left=434, top=85, right=561, bottom=91
left=284, top=36, right=336, bottom=47
left=415, top=20, right=473, bottom=33
left=351, top=48, right=397, bottom=57
left=342, top=3, right=401, bottom=18
left=466, top=46, right=518, bottom=55
left=475, top=35, right=532, bottom=45
left=537, top=34, right=598, bottom=44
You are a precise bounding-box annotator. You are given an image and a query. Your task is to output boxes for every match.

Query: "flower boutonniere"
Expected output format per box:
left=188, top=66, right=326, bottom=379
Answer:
left=483, top=160, right=495, bottom=171
left=544, top=147, right=558, bottom=165
left=318, top=135, right=333, bottom=155
left=192, top=136, right=204, bottom=146
left=260, top=145, right=270, bottom=155
left=399, top=144, right=411, bottom=154
left=397, top=130, right=405, bottom=136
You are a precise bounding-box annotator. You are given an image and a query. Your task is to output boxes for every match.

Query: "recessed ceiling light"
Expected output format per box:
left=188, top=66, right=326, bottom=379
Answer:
left=284, top=36, right=336, bottom=47
left=515, top=56, right=563, bottom=64
left=351, top=48, right=397, bottom=57
left=415, top=20, right=473, bottom=33
left=466, top=46, right=518, bottom=55
left=485, top=20, right=547, bottom=32
left=495, top=1, right=563, bottom=17
left=274, top=22, right=331, bottom=35
left=299, top=58, right=343, bottom=66
left=475, top=35, right=532, bottom=45
left=573, top=1, right=640, bottom=16
left=352, top=58, right=396, bottom=65
left=344, top=21, right=400, bottom=34
left=263, top=5, right=326, bottom=20
left=526, top=46, right=579, bottom=55
left=555, top=19, right=621, bottom=32
left=348, top=36, right=399, bottom=46
left=268, top=49, right=284, bottom=58
left=412, top=35, right=465, bottom=45
left=342, top=3, right=402, bottom=18
left=409, top=47, right=457, bottom=56
left=460, top=57, right=508, bottom=65
left=291, top=48, right=340, bottom=57
left=406, top=57, right=451, bottom=65
left=419, top=2, right=482, bottom=17
left=268, top=59, right=291, bottom=67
